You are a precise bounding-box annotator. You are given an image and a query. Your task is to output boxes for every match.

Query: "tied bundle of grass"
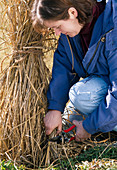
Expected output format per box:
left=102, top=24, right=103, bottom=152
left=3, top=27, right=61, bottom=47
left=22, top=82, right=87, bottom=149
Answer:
left=0, top=0, right=58, bottom=168
left=0, top=0, right=117, bottom=169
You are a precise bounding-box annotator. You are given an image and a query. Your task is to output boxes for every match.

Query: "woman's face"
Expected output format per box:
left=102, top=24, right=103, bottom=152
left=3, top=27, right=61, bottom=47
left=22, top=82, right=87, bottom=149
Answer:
left=43, top=8, right=84, bottom=37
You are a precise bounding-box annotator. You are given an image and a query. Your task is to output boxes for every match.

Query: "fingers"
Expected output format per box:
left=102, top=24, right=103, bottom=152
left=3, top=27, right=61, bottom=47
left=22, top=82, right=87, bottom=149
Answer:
left=44, top=118, right=54, bottom=135
left=44, top=110, right=62, bottom=135
left=57, top=124, right=62, bottom=135
left=75, top=136, right=89, bottom=142
left=45, top=125, right=62, bottom=135
left=44, top=121, right=55, bottom=135
left=75, top=134, right=91, bottom=142
left=45, top=128, right=53, bottom=135
left=72, top=120, right=79, bottom=126
left=72, top=120, right=91, bottom=142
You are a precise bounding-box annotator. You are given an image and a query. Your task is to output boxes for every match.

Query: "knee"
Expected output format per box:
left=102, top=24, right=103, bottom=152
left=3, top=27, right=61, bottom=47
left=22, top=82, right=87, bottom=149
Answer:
left=69, top=76, right=108, bottom=114
left=69, top=81, right=91, bottom=114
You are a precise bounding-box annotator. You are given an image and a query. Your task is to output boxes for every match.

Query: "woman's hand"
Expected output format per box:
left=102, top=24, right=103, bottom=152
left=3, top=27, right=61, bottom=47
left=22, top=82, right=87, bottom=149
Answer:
left=73, top=120, right=91, bottom=142
left=44, top=110, right=62, bottom=135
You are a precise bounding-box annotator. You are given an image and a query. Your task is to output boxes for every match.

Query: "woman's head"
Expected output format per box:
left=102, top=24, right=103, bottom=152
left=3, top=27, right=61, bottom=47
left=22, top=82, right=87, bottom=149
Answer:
left=31, top=0, right=96, bottom=36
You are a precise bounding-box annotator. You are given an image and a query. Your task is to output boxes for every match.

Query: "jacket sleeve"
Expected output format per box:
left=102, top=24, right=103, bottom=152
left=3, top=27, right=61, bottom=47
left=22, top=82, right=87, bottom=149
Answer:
left=47, top=36, right=79, bottom=112
left=83, top=28, right=117, bottom=134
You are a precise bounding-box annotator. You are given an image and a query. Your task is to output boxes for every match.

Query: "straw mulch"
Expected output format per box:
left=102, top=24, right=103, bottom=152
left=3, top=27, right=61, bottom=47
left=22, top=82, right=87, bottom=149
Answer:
left=0, top=0, right=117, bottom=169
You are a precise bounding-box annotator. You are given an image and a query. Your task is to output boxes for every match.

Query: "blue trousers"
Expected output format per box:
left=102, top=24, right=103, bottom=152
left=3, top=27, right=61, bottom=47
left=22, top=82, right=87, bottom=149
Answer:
left=63, top=75, right=117, bottom=132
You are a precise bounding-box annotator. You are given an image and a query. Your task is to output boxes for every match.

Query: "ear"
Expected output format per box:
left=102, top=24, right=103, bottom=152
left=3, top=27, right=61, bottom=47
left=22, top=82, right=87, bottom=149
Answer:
left=68, top=7, right=78, bottom=19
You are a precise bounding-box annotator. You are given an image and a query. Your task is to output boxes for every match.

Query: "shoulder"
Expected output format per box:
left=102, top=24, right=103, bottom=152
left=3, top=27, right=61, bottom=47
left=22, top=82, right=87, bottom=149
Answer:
left=106, top=28, right=117, bottom=51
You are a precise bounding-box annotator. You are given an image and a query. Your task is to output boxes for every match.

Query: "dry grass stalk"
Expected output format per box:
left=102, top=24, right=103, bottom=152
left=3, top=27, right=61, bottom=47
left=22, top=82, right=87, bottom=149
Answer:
left=0, top=0, right=117, bottom=169
left=0, top=0, right=57, bottom=168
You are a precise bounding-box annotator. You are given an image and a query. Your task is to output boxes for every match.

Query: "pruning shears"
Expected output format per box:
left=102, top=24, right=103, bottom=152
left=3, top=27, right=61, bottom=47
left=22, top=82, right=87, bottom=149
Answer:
left=48, top=125, right=76, bottom=144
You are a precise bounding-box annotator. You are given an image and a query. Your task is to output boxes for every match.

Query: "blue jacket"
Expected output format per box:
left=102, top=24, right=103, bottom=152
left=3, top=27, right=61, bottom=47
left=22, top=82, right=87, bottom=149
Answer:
left=47, top=0, right=117, bottom=134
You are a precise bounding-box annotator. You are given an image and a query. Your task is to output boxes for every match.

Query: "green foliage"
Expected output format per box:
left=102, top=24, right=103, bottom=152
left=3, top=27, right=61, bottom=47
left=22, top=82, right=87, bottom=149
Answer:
left=52, top=145, right=117, bottom=170
left=0, top=160, right=25, bottom=170
left=53, top=157, right=117, bottom=170
left=1, top=145, right=117, bottom=169
left=77, top=145, right=117, bottom=162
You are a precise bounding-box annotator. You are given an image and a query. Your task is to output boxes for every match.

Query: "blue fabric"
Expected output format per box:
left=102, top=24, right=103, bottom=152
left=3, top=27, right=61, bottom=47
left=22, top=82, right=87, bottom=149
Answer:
left=69, top=75, right=108, bottom=114
left=63, top=75, right=117, bottom=132
left=47, top=0, right=117, bottom=134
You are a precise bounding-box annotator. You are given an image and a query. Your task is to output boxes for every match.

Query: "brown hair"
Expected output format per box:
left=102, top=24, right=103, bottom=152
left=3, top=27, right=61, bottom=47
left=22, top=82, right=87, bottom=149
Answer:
left=31, top=0, right=96, bottom=32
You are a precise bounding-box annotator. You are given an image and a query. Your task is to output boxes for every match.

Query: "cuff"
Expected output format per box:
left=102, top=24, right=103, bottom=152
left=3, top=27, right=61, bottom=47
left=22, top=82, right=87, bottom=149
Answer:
left=48, top=100, right=65, bottom=113
left=83, top=119, right=98, bottom=135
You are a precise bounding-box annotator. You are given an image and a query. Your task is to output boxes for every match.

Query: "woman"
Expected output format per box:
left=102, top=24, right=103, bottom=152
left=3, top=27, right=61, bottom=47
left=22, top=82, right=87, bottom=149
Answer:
left=31, top=0, right=117, bottom=142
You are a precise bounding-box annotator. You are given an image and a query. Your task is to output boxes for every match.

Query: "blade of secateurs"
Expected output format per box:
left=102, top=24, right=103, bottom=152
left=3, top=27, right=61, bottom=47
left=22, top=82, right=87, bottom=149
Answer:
left=49, top=135, right=69, bottom=144
left=49, top=136, right=62, bottom=143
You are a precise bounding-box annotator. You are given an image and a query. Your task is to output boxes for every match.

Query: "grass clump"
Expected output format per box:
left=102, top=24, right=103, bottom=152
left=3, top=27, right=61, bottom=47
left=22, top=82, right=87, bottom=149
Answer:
left=0, top=160, right=25, bottom=170
left=0, top=0, right=57, bottom=168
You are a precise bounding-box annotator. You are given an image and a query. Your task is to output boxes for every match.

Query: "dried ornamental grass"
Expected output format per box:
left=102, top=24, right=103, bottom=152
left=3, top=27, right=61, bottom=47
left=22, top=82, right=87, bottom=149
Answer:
left=0, top=0, right=117, bottom=169
left=0, top=0, right=57, bottom=168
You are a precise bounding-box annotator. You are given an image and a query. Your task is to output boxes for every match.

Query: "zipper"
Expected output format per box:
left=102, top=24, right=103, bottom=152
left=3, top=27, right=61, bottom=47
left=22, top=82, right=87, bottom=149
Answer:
left=66, top=28, right=113, bottom=77
left=86, top=28, right=113, bottom=71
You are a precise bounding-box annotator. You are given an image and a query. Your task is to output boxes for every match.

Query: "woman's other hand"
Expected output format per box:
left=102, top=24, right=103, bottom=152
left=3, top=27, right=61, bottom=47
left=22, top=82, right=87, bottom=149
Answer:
left=73, top=120, right=91, bottom=142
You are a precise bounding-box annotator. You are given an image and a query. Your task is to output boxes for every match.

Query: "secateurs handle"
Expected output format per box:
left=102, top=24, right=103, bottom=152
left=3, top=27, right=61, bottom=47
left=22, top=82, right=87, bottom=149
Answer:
left=48, top=125, right=76, bottom=143
left=63, top=125, right=76, bottom=133
left=68, top=136, right=75, bottom=142
left=64, top=125, right=76, bottom=142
